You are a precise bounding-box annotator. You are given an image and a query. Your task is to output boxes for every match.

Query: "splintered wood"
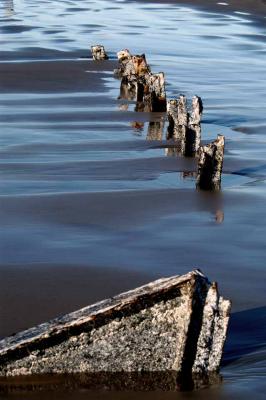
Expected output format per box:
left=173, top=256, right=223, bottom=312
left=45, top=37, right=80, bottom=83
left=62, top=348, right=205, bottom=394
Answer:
left=0, top=270, right=231, bottom=391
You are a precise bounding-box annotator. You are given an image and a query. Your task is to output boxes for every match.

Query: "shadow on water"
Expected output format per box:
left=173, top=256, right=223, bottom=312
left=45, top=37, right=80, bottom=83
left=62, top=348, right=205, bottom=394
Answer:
left=223, top=306, right=266, bottom=367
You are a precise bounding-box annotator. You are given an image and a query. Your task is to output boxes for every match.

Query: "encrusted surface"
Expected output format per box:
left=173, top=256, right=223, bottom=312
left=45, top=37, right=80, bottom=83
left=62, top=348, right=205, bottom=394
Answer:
left=0, top=270, right=230, bottom=384
left=1, top=293, right=192, bottom=376
left=196, top=135, right=225, bottom=190
left=193, top=283, right=231, bottom=373
left=166, top=95, right=202, bottom=155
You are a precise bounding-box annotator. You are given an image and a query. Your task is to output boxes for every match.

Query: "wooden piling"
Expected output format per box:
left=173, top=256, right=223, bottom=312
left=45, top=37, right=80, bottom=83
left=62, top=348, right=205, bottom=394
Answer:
left=91, top=45, right=109, bottom=60
left=196, top=135, right=225, bottom=191
left=166, top=95, right=202, bottom=156
left=115, top=50, right=166, bottom=112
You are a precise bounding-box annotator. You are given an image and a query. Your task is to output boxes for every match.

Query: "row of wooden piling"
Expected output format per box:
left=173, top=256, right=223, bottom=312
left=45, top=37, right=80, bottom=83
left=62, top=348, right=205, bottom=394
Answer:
left=91, top=45, right=225, bottom=191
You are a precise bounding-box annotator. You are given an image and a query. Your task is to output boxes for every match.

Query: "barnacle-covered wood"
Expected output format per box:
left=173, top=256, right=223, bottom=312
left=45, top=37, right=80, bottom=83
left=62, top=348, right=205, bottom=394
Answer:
left=196, top=135, right=225, bottom=190
left=192, top=283, right=231, bottom=373
left=115, top=49, right=166, bottom=112
left=190, top=96, right=203, bottom=125
left=91, top=45, right=109, bottom=60
left=0, top=270, right=230, bottom=390
left=166, top=95, right=202, bottom=156
left=145, top=72, right=167, bottom=112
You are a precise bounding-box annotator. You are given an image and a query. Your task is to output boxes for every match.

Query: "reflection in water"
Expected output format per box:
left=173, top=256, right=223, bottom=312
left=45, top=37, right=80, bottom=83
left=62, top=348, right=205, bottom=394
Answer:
left=0, top=370, right=221, bottom=393
left=181, top=171, right=197, bottom=179
left=166, top=124, right=201, bottom=157
left=146, top=120, right=164, bottom=141
left=118, top=103, right=128, bottom=111
left=3, top=0, right=14, bottom=17
left=118, top=79, right=136, bottom=101
left=130, top=121, right=144, bottom=135
left=215, top=210, right=224, bottom=224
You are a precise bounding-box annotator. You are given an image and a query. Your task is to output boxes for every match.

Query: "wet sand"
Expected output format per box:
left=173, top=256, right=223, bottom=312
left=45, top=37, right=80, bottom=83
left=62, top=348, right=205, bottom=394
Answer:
left=0, top=264, right=155, bottom=339
left=0, top=0, right=266, bottom=398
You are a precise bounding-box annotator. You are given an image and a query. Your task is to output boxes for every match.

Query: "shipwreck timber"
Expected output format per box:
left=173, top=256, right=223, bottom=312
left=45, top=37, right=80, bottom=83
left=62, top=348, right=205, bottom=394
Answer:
left=0, top=270, right=230, bottom=391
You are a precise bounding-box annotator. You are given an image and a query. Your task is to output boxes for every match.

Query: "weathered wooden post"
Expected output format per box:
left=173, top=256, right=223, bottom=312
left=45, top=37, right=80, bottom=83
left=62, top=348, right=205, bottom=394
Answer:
left=196, top=135, right=225, bottom=191
left=167, top=99, right=178, bottom=137
left=166, top=95, right=202, bottom=156
left=190, top=96, right=203, bottom=125
left=177, top=95, right=188, bottom=125
left=0, top=270, right=231, bottom=392
left=115, top=50, right=167, bottom=112
left=145, top=72, right=167, bottom=112
left=91, top=45, right=109, bottom=60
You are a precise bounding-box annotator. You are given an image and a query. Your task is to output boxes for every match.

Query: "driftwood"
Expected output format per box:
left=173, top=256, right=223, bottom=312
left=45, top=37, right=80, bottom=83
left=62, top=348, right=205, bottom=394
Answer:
left=196, top=135, right=225, bottom=191
left=91, top=45, right=109, bottom=60
left=0, top=270, right=230, bottom=391
left=166, top=95, right=202, bottom=157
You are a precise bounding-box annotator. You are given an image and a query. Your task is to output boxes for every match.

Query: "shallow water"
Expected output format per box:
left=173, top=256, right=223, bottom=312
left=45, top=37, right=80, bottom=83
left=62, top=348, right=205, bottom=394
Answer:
left=0, top=0, right=266, bottom=398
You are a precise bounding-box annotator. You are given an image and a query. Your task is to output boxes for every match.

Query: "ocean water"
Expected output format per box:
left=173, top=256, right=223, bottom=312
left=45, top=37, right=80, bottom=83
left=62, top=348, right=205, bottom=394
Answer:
left=0, top=0, right=266, bottom=398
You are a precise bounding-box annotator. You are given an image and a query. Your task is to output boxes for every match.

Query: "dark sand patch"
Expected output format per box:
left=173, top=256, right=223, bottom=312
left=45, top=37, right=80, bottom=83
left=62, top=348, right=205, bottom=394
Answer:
left=0, top=60, right=117, bottom=93
left=0, top=264, right=155, bottom=339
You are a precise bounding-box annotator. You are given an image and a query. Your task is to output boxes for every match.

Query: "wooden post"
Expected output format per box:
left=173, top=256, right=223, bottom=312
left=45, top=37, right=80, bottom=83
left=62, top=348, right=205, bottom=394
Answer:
left=190, top=96, right=203, bottom=125
left=145, top=72, right=167, bottom=112
left=91, top=45, right=108, bottom=60
left=115, top=50, right=168, bottom=112
left=167, top=99, right=178, bottom=137
left=177, top=95, right=188, bottom=125
left=196, top=135, right=225, bottom=191
left=166, top=95, right=202, bottom=156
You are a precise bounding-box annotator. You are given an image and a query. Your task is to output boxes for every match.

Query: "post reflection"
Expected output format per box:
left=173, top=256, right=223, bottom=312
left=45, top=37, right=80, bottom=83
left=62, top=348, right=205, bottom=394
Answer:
left=130, top=121, right=144, bottom=135
left=166, top=124, right=201, bottom=157
left=215, top=209, right=224, bottom=224
left=3, top=0, right=15, bottom=17
left=146, top=121, right=164, bottom=141
left=118, top=79, right=136, bottom=101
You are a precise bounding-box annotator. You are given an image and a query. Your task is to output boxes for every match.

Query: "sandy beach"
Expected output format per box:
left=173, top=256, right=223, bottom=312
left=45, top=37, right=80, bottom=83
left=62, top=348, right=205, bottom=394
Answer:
left=0, top=0, right=266, bottom=398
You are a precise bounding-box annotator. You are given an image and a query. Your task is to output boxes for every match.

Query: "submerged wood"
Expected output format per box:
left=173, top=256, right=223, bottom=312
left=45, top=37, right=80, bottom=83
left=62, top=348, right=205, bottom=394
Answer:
left=0, top=270, right=230, bottom=391
left=196, top=135, right=225, bottom=191
left=167, top=95, right=202, bottom=156
left=91, top=45, right=109, bottom=60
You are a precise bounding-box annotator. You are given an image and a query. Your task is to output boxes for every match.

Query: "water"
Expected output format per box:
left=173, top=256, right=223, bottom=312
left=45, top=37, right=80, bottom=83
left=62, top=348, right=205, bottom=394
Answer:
left=0, top=0, right=266, bottom=398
